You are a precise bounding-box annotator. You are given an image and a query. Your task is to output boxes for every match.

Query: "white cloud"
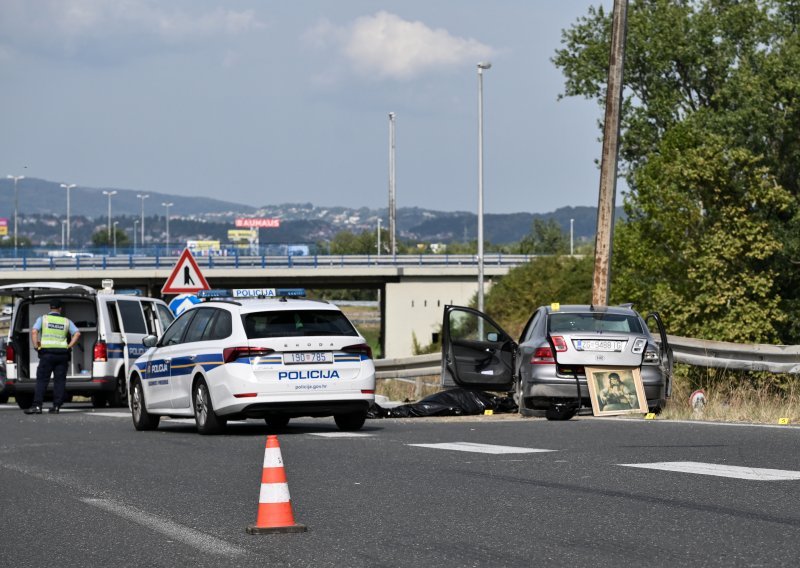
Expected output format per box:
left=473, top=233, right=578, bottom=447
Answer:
left=305, top=11, right=494, bottom=80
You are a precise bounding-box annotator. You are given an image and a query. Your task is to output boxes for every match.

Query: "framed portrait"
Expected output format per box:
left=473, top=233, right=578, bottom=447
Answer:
left=585, top=367, right=648, bottom=416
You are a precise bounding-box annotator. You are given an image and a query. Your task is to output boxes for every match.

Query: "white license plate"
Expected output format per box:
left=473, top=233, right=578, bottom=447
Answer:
left=576, top=340, right=625, bottom=352
left=283, top=352, right=333, bottom=364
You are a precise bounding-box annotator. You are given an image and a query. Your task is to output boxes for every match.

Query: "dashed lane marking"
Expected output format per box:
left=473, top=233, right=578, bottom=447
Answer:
left=407, top=442, right=556, bottom=454
left=619, top=461, right=800, bottom=481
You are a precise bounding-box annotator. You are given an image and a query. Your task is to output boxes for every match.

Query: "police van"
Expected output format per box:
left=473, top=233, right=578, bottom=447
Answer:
left=128, top=288, right=376, bottom=434
left=2, top=280, right=174, bottom=409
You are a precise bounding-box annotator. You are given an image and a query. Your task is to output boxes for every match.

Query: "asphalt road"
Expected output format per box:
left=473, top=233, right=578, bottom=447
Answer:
left=1, top=403, right=799, bottom=567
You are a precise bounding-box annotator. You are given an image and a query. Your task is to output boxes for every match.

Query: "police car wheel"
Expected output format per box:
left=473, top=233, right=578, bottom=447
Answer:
left=334, top=411, right=366, bottom=431
left=131, top=379, right=160, bottom=431
left=265, top=416, right=290, bottom=429
left=109, top=373, right=128, bottom=408
left=194, top=380, right=226, bottom=435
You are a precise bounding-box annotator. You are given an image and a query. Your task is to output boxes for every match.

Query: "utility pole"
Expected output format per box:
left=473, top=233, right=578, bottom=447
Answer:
left=388, top=112, right=397, bottom=256
left=592, top=0, right=628, bottom=306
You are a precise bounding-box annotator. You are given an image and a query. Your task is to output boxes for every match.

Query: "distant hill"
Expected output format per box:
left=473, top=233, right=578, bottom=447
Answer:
left=0, top=177, right=618, bottom=246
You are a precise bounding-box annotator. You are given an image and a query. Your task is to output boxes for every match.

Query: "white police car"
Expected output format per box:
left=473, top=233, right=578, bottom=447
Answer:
left=128, top=288, right=376, bottom=434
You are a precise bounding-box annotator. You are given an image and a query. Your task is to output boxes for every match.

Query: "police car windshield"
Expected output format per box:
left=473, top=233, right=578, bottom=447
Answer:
left=242, top=310, right=358, bottom=338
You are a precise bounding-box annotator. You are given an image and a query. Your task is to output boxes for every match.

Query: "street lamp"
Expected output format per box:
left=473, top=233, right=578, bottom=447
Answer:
left=7, top=175, right=24, bottom=256
left=570, top=218, right=574, bottom=256
left=102, top=190, right=117, bottom=245
left=113, top=221, right=119, bottom=255
left=61, top=220, right=67, bottom=250
left=476, top=61, right=491, bottom=318
left=60, top=183, right=76, bottom=249
left=162, top=201, right=173, bottom=250
left=377, top=218, right=382, bottom=257
left=137, top=194, right=149, bottom=249
left=133, top=219, right=139, bottom=253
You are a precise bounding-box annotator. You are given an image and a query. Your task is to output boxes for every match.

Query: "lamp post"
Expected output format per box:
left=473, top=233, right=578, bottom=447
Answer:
left=61, top=220, right=66, bottom=250
left=476, top=61, right=491, bottom=317
left=570, top=218, right=574, bottom=256
left=137, top=194, right=149, bottom=250
left=377, top=218, right=382, bottom=257
left=113, top=221, right=119, bottom=255
left=388, top=112, right=396, bottom=256
left=7, top=175, right=24, bottom=256
left=162, top=201, right=173, bottom=251
left=60, top=183, right=76, bottom=249
left=102, top=190, right=117, bottom=246
left=133, top=219, right=139, bottom=253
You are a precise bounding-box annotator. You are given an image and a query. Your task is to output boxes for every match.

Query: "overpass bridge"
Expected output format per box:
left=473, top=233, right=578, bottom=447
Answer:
left=0, top=253, right=531, bottom=358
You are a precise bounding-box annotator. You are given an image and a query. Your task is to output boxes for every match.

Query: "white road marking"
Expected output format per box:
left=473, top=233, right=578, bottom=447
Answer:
left=311, top=432, right=373, bottom=438
left=408, top=442, right=555, bottom=454
left=619, top=461, right=800, bottom=481
left=89, top=411, right=130, bottom=418
left=82, top=498, right=248, bottom=557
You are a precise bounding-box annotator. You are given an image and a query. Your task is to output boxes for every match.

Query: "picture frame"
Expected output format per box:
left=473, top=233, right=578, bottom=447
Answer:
left=585, top=367, right=648, bottom=416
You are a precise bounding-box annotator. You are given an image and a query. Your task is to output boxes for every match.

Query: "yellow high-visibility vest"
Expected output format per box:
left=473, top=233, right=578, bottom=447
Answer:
left=40, top=315, right=69, bottom=349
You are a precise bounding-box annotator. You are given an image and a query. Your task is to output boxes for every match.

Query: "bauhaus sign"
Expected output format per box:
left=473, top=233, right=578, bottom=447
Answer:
left=235, top=218, right=280, bottom=228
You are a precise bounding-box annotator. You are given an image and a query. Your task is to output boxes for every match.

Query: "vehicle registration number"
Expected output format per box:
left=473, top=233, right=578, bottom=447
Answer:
left=576, top=340, right=625, bottom=352
left=284, top=352, right=333, bottom=364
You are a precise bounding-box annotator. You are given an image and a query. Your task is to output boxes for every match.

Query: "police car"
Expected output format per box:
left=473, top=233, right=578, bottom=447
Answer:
left=128, top=288, right=376, bottom=434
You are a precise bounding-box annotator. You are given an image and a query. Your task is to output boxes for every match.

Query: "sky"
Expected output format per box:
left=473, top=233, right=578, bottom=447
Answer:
left=0, top=1, right=612, bottom=215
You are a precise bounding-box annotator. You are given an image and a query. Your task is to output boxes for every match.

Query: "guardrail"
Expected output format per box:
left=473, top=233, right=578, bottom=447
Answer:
left=375, top=336, right=800, bottom=383
left=0, top=253, right=534, bottom=271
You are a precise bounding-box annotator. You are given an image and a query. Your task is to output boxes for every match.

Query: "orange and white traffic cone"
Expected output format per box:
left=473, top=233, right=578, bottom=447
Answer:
left=246, top=434, right=307, bottom=534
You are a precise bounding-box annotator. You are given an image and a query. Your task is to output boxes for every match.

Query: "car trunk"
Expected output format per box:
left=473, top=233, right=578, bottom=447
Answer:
left=552, top=333, right=644, bottom=367
left=11, top=297, right=98, bottom=381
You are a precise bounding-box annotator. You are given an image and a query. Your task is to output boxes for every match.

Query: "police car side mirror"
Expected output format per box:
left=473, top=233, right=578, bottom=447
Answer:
left=142, top=335, right=158, bottom=348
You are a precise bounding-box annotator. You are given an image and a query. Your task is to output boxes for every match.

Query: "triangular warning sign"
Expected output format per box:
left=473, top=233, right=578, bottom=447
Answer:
left=162, top=248, right=211, bottom=294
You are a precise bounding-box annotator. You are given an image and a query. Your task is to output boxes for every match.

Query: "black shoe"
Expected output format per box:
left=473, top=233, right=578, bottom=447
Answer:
left=48, top=406, right=60, bottom=414
left=24, top=405, right=42, bottom=415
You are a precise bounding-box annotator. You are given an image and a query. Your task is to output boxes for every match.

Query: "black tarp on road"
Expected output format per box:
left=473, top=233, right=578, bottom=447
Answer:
left=367, top=388, right=517, bottom=419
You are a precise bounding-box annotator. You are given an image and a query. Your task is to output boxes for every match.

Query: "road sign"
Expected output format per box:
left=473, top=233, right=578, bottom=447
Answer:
left=168, top=293, right=201, bottom=316
left=161, top=248, right=211, bottom=294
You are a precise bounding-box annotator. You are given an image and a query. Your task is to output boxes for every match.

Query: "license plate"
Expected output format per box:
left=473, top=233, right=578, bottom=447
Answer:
left=576, top=340, right=625, bottom=352
left=283, top=352, right=333, bottom=364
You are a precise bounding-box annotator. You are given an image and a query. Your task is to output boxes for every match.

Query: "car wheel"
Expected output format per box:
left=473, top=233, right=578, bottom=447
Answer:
left=109, top=373, right=128, bottom=407
left=545, top=406, right=577, bottom=421
left=334, top=411, right=366, bottom=431
left=131, top=379, right=160, bottom=431
left=91, top=393, right=108, bottom=408
left=194, top=379, right=226, bottom=435
left=15, top=392, right=33, bottom=409
left=265, top=416, right=290, bottom=429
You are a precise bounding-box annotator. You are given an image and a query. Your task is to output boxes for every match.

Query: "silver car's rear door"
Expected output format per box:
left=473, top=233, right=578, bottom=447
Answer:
left=441, top=306, right=515, bottom=391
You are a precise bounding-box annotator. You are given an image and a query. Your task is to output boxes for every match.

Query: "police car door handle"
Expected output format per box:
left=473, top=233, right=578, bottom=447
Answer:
left=187, top=355, right=196, bottom=360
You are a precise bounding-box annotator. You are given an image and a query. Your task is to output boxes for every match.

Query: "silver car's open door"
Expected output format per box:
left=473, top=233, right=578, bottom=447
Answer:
left=441, top=305, right=515, bottom=391
left=646, top=311, right=673, bottom=398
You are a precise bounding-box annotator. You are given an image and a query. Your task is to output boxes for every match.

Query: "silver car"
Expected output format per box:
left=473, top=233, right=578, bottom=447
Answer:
left=441, top=304, right=673, bottom=420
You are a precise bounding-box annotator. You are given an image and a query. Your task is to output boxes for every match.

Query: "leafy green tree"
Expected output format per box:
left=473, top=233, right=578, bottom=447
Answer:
left=91, top=226, right=130, bottom=248
left=519, top=218, right=568, bottom=255
left=484, top=255, right=594, bottom=339
left=554, top=0, right=800, bottom=342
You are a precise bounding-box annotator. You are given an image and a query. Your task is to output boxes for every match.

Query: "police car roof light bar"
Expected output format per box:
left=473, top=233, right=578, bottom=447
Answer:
left=197, top=288, right=306, bottom=301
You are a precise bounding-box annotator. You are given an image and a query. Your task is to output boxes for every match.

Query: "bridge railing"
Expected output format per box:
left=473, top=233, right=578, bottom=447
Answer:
left=0, top=253, right=535, bottom=271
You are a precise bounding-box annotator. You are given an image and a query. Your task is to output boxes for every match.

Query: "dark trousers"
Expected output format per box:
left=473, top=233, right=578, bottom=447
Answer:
left=34, top=350, right=69, bottom=407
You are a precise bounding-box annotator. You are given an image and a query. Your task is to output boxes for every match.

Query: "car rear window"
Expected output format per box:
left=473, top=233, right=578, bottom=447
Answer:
left=548, top=312, right=643, bottom=334
left=242, top=310, right=358, bottom=338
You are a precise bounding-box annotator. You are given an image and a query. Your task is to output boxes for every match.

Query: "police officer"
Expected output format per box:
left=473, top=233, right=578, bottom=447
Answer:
left=24, top=299, right=81, bottom=414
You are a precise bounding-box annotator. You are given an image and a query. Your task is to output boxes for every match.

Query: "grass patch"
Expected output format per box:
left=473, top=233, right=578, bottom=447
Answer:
left=661, top=366, right=800, bottom=424
left=376, top=377, right=441, bottom=403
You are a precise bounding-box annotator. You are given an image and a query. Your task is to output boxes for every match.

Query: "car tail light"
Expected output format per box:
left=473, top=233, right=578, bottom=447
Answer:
left=361, top=389, right=375, bottom=394
left=223, top=346, right=274, bottom=363
left=551, top=336, right=568, bottom=352
left=531, top=346, right=555, bottom=364
left=632, top=338, right=647, bottom=354
left=6, top=343, right=14, bottom=363
left=93, top=341, right=107, bottom=362
left=343, top=343, right=373, bottom=360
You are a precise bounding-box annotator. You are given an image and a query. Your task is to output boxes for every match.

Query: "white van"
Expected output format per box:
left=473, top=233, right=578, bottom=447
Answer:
left=2, top=280, right=174, bottom=409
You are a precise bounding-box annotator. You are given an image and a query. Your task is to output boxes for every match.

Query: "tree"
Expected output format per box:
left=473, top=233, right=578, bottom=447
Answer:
left=91, top=226, right=130, bottom=248
left=553, top=0, right=800, bottom=342
left=518, top=219, right=568, bottom=255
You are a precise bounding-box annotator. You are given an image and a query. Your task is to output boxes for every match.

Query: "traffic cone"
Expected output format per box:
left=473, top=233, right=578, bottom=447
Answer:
left=246, top=435, right=307, bottom=534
